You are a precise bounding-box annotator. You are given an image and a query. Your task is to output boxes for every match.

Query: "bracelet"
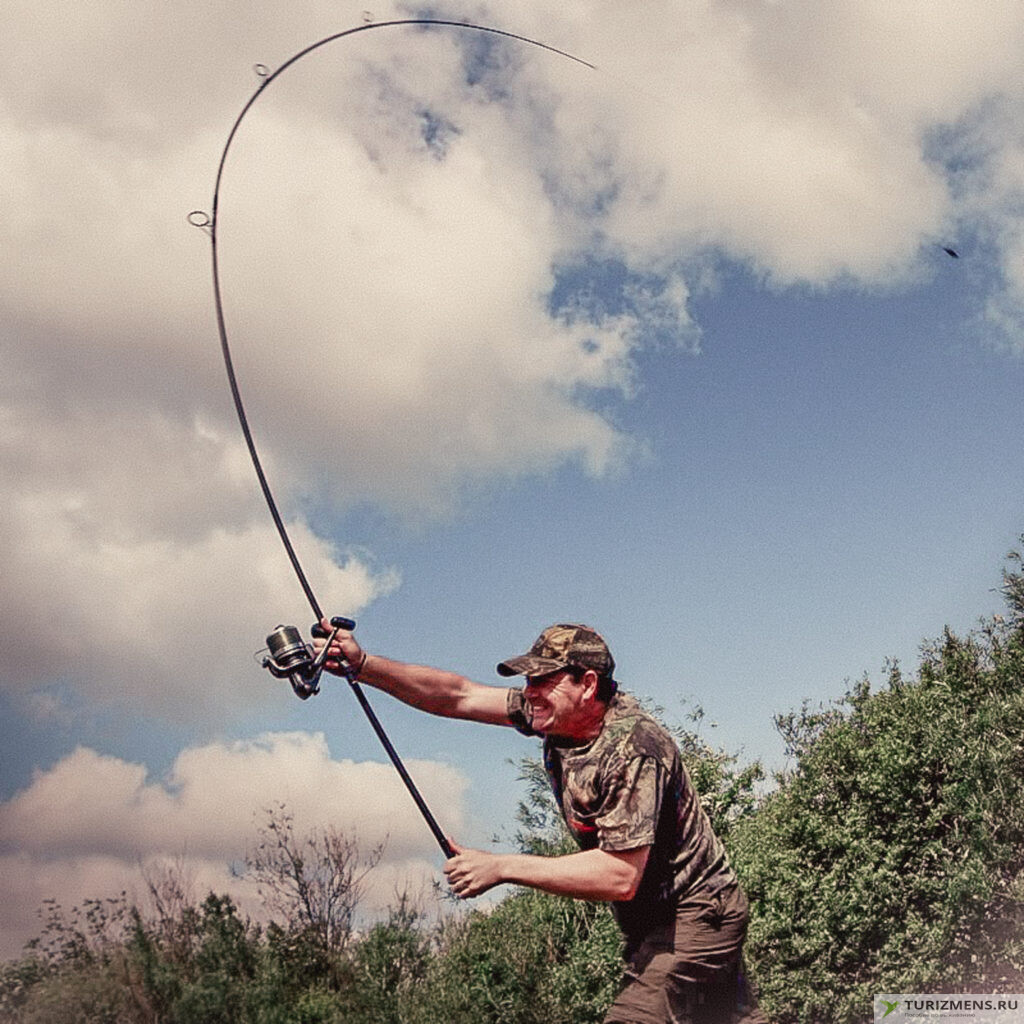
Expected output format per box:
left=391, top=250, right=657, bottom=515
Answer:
left=353, top=651, right=369, bottom=679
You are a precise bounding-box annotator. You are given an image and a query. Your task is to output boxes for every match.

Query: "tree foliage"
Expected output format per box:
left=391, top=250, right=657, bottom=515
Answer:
left=400, top=885, right=621, bottom=1024
left=731, top=544, right=1024, bottom=1023
left=1, top=895, right=135, bottom=1023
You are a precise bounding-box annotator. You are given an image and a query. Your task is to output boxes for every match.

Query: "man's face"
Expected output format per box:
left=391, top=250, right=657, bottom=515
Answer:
left=523, top=668, right=588, bottom=736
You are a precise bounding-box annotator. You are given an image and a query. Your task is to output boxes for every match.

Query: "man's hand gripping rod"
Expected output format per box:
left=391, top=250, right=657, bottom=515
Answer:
left=263, top=617, right=454, bottom=859
left=263, top=617, right=353, bottom=699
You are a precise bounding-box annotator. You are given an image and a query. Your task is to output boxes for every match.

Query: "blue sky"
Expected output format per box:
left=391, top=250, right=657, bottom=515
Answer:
left=295, top=255, right=1023, bottom=825
left=2, top=0, right=1023, bottom=959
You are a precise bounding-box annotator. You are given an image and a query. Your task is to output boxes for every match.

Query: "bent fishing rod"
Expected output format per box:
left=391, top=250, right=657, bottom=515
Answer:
left=190, top=18, right=594, bottom=861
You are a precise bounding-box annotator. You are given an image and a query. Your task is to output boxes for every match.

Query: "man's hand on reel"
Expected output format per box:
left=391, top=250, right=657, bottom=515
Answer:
left=313, top=617, right=366, bottom=678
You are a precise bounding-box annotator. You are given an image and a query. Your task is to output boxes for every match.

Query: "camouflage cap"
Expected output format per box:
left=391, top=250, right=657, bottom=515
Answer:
left=497, top=623, right=615, bottom=679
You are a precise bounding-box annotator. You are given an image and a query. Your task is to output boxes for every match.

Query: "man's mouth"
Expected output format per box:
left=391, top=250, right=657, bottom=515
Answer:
left=527, top=701, right=551, bottom=723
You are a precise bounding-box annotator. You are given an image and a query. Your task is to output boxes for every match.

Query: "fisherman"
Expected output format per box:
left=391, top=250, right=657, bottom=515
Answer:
left=316, top=621, right=769, bottom=1024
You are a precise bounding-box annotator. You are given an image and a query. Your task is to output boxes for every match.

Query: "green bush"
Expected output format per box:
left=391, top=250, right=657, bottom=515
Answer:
left=0, top=959, right=132, bottom=1024
left=330, top=895, right=432, bottom=1024
left=398, top=888, right=620, bottom=1024
left=731, top=548, right=1024, bottom=1023
left=128, top=893, right=261, bottom=1023
left=0, top=895, right=137, bottom=1024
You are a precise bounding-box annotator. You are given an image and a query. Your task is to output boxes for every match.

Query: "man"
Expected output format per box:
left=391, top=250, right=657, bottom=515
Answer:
left=317, top=621, right=768, bottom=1024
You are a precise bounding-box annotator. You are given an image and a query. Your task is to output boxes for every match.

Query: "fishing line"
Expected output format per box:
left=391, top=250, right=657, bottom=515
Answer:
left=190, top=18, right=596, bottom=861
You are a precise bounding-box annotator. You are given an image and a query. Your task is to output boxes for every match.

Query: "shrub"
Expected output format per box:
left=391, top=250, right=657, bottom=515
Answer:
left=731, top=548, right=1024, bottom=1023
left=399, top=888, right=620, bottom=1024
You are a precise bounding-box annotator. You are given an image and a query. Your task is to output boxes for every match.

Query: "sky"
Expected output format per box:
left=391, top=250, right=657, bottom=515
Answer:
left=2, top=0, right=1024, bottom=960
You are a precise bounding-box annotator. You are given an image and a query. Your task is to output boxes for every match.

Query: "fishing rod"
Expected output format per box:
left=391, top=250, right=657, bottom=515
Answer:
left=190, top=18, right=594, bottom=861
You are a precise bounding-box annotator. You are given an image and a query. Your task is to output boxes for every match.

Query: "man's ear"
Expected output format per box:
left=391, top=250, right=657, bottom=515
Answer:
left=580, top=668, right=600, bottom=701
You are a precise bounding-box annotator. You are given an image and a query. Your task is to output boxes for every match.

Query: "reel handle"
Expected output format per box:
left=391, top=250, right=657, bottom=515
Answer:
left=309, top=616, right=359, bottom=680
left=311, top=615, right=356, bottom=638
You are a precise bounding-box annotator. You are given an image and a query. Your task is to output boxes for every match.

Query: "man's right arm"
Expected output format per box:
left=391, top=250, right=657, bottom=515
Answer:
left=317, top=623, right=513, bottom=726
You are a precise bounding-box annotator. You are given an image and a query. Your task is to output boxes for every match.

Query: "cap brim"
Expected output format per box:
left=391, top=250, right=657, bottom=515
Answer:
left=496, top=655, right=568, bottom=678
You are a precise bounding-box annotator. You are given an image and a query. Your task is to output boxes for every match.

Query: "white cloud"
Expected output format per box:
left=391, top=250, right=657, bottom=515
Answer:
left=205, top=36, right=646, bottom=504
left=0, top=732, right=462, bottom=959
left=0, top=2, right=648, bottom=731
left=0, top=440, right=397, bottom=716
left=482, top=0, right=1024, bottom=303
left=963, top=103, right=1024, bottom=354
left=2, top=0, right=1024, bottom=750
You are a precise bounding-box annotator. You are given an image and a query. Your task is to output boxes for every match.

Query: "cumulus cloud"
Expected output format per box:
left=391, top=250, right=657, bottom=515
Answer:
left=0, top=439, right=397, bottom=717
left=0, top=731, right=462, bottom=959
left=438, top=2, right=1022, bottom=368
left=0, top=1, right=650, bottom=729
left=215, top=90, right=641, bottom=507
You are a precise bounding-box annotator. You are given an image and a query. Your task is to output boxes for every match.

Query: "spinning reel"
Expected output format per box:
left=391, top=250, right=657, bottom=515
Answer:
left=262, top=615, right=356, bottom=699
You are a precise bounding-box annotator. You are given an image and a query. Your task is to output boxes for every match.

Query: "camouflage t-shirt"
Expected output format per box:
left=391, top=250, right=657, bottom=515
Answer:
left=506, top=688, right=738, bottom=942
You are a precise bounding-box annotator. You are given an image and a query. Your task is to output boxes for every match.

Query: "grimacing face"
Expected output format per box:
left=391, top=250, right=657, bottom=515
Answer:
left=523, top=667, right=594, bottom=736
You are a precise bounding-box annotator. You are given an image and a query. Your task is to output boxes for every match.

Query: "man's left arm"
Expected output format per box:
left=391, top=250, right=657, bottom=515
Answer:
left=444, top=841, right=650, bottom=902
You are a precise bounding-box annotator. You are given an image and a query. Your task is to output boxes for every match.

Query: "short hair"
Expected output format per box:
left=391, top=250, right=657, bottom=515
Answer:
left=569, top=665, right=618, bottom=704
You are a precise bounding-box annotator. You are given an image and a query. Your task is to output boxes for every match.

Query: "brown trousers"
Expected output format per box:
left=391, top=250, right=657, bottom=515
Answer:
left=604, top=883, right=770, bottom=1024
